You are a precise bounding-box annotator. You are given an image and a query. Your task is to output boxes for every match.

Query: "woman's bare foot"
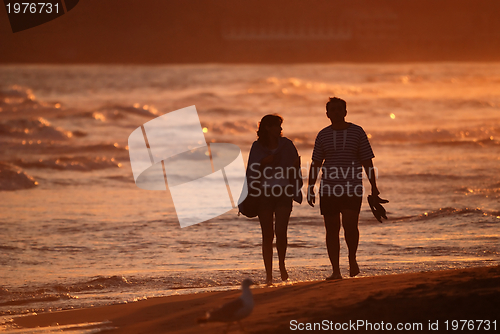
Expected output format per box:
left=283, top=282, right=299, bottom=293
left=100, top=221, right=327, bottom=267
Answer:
left=265, top=276, right=273, bottom=286
left=326, top=272, right=343, bottom=280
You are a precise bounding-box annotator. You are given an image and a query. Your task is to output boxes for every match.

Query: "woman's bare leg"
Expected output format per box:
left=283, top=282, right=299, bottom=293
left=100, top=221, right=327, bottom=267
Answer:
left=275, top=205, right=291, bottom=281
left=258, top=210, right=274, bottom=285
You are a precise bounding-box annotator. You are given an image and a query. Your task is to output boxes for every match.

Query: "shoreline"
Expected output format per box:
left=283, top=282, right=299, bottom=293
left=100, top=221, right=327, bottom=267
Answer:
left=10, top=265, right=500, bottom=333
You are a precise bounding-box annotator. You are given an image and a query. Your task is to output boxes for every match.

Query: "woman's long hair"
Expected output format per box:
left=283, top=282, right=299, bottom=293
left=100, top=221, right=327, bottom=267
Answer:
left=257, top=114, right=283, bottom=147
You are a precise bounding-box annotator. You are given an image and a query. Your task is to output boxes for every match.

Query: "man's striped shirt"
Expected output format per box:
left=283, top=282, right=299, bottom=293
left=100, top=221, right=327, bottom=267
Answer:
left=312, top=123, right=374, bottom=196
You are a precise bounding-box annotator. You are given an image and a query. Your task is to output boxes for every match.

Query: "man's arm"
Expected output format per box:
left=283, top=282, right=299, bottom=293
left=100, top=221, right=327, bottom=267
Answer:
left=361, top=159, right=379, bottom=196
left=307, top=160, right=322, bottom=207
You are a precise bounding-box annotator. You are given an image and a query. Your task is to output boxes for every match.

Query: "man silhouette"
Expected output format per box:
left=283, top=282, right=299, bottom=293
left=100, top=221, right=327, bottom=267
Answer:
left=307, top=97, right=381, bottom=279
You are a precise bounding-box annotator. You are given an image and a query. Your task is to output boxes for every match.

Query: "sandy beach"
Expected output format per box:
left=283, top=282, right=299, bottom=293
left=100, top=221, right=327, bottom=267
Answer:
left=11, top=266, right=499, bottom=333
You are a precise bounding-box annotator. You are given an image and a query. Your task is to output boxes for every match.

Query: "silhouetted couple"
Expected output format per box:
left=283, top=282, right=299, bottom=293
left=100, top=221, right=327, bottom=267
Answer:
left=246, top=97, right=381, bottom=285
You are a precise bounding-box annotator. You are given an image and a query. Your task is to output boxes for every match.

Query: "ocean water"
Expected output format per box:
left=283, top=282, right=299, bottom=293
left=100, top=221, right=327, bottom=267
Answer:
left=1, top=63, right=499, bottom=328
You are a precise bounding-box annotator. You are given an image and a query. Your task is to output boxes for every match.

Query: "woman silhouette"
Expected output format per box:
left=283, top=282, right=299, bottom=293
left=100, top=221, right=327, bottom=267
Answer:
left=245, top=114, right=302, bottom=285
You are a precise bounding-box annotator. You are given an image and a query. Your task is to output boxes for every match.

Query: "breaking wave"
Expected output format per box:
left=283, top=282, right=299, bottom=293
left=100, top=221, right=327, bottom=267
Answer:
left=201, top=119, right=255, bottom=135
left=394, top=207, right=500, bottom=222
left=97, top=103, right=159, bottom=118
left=13, top=157, right=122, bottom=171
left=368, top=126, right=500, bottom=146
left=0, top=162, right=38, bottom=191
left=0, top=117, right=73, bottom=141
left=0, top=85, right=63, bottom=114
left=2, top=141, right=127, bottom=155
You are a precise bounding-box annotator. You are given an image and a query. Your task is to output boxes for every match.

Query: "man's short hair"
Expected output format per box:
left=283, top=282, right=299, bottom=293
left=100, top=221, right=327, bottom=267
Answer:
left=326, top=97, right=347, bottom=112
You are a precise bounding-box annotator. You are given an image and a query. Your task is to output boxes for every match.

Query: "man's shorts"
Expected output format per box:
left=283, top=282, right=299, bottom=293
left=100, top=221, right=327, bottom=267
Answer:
left=320, top=194, right=362, bottom=216
left=259, top=187, right=293, bottom=212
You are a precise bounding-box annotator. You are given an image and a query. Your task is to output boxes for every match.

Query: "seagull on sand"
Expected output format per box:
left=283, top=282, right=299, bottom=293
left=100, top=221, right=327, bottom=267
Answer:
left=197, top=278, right=255, bottom=333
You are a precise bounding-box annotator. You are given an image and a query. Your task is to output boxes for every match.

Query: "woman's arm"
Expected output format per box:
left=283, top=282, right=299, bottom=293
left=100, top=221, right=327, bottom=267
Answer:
left=307, top=160, right=322, bottom=207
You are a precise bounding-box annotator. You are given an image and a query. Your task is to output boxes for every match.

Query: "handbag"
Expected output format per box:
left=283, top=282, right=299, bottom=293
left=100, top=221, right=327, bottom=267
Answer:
left=238, top=175, right=261, bottom=218
left=238, top=192, right=260, bottom=218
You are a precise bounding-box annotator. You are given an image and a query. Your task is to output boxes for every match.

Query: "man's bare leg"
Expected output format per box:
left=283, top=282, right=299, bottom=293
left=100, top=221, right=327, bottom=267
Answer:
left=341, top=209, right=360, bottom=277
left=324, top=213, right=342, bottom=279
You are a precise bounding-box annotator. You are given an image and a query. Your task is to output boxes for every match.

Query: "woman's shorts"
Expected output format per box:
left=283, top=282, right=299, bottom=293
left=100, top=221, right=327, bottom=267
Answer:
left=320, top=194, right=362, bottom=216
left=259, top=190, right=293, bottom=212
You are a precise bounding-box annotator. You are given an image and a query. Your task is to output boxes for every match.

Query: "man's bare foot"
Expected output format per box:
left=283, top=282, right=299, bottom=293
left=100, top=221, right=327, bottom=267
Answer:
left=265, top=277, right=273, bottom=286
left=349, top=260, right=360, bottom=277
